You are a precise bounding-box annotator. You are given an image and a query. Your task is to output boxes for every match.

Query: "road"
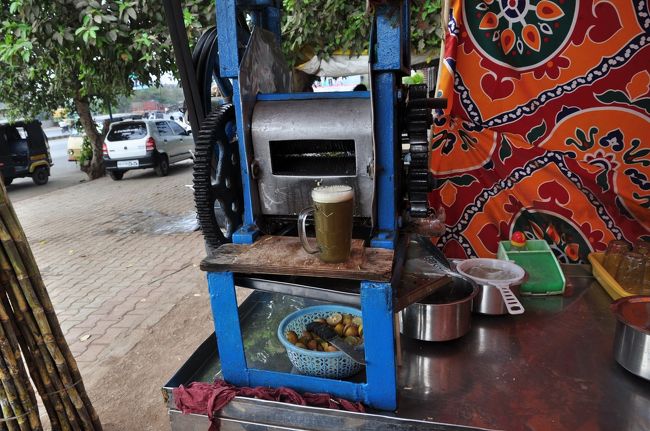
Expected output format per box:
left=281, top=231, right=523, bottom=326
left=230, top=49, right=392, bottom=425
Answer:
left=7, top=136, right=88, bottom=203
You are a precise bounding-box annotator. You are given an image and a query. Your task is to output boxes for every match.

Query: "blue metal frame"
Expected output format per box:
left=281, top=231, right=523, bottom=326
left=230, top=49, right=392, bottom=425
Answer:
left=230, top=82, right=260, bottom=244
left=369, top=1, right=410, bottom=248
left=370, top=72, right=399, bottom=249
left=208, top=271, right=397, bottom=410
left=372, top=3, right=410, bottom=73
left=216, top=0, right=410, bottom=249
left=216, top=1, right=239, bottom=78
left=210, top=0, right=409, bottom=410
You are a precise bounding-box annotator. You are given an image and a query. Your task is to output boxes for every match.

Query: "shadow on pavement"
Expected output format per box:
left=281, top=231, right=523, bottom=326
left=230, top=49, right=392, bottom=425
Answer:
left=117, top=160, right=194, bottom=181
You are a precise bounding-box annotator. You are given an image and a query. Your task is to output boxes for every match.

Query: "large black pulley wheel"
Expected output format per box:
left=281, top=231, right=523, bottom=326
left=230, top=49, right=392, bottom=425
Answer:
left=193, top=104, right=244, bottom=252
left=32, top=166, right=49, bottom=185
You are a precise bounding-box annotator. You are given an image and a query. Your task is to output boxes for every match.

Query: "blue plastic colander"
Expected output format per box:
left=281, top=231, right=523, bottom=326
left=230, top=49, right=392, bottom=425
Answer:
left=277, top=305, right=364, bottom=379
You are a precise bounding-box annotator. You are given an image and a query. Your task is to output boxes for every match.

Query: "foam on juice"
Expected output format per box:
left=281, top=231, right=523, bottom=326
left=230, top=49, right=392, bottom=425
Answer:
left=311, top=185, right=354, bottom=203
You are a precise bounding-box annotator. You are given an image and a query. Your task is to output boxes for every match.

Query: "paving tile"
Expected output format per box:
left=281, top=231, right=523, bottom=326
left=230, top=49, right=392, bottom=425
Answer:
left=75, top=343, right=109, bottom=364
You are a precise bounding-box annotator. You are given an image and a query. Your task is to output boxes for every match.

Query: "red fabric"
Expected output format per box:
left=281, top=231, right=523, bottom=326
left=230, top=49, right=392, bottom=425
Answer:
left=431, top=0, right=650, bottom=261
left=173, top=379, right=365, bottom=430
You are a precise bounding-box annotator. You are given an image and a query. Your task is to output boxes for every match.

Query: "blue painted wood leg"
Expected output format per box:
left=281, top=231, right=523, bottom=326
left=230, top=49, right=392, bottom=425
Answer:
left=361, top=280, right=397, bottom=410
left=207, top=271, right=250, bottom=386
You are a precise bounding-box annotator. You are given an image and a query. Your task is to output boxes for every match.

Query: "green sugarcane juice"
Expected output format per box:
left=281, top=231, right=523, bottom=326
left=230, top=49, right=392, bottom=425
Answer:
left=312, top=185, right=354, bottom=263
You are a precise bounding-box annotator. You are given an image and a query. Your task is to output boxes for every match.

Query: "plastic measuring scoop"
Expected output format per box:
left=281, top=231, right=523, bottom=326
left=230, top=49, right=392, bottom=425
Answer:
left=456, top=258, right=526, bottom=315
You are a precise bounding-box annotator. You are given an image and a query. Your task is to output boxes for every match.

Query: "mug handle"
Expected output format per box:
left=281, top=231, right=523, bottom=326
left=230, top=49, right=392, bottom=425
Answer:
left=298, top=206, right=319, bottom=254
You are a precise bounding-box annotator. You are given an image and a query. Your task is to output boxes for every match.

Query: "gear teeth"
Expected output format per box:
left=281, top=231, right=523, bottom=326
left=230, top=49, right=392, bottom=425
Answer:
left=404, top=84, right=434, bottom=218
left=193, top=104, right=244, bottom=251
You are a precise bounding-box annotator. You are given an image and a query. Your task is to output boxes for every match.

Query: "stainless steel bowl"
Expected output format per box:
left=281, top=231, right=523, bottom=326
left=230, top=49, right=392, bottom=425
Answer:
left=611, top=296, right=650, bottom=381
left=473, top=281, right=522, bottom=315
left=400, top=276, right=479, bottom=342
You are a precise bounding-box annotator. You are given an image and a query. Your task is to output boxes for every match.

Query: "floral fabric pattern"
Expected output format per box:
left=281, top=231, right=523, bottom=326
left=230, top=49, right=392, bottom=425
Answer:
left=432, top=0, right=650, bottom=262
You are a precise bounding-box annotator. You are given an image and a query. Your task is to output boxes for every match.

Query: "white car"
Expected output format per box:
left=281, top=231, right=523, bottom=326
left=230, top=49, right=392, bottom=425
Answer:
left=102, top=119, right=193, bottom=180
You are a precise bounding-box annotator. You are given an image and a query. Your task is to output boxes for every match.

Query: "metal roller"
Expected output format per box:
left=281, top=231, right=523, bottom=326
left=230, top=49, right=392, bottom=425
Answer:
left=251, top=97, right=374, bottom=218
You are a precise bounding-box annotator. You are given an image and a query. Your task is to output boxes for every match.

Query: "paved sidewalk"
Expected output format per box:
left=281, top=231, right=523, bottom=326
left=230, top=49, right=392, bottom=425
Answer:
left=13, top=162, right=209, bottom=377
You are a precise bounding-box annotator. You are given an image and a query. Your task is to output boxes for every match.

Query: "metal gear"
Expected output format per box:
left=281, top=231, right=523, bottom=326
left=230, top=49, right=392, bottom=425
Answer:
left=404, top=84, right=434, bottom=218
left=193, top=103, right=244, bottom=251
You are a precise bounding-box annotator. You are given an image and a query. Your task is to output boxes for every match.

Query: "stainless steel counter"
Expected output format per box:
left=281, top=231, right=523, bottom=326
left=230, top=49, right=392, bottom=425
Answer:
left=163, top=265, right=650, bottom=431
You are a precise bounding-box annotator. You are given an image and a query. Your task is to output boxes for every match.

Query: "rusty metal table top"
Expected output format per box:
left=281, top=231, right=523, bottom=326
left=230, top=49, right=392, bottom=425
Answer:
left=165, top=265, right=650, bottom=431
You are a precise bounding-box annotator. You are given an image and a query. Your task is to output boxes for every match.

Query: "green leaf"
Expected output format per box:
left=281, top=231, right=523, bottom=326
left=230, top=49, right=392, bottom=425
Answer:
left=596, top=90, right=650, bottom=114
left=449, top=175, right=478, bottom=187
left=526, top=120, right=547, bottom=144
left=499, top=135, right=512, bottom=163
left=281, top=0, right=441, bottom=66
left=596, top=90, right=630, bottom=105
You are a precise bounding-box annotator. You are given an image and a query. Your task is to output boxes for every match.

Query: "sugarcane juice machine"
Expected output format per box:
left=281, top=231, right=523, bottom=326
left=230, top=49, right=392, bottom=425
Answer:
left=182, top=0, right=446, bottom=411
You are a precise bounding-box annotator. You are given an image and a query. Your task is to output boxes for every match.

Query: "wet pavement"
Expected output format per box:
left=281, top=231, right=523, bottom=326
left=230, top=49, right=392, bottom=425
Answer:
left=100, top=210, right=199, bottom=235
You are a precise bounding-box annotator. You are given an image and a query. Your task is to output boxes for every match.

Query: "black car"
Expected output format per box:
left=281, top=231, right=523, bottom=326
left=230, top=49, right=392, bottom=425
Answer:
left=0, top=120, right=52, bottom=185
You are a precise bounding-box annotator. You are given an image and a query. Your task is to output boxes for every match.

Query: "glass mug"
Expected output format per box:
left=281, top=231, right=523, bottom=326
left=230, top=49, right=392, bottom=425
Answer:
left=635, top=240, right=650, bottom=257
left=615, top=251, right=645, bottom=294
left=603, top=240, right=631, bottom=275
left=635, top=241, right=650, bottom=294
left=297, top=185, right=354, bottom=263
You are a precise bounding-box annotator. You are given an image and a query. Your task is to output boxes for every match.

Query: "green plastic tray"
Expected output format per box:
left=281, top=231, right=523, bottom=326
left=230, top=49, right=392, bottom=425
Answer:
left=497, top=240, right=565, bottom=295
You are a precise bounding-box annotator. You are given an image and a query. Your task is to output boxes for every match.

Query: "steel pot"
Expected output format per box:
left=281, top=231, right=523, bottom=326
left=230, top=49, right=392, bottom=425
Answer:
left=611, top=296, right=650, bottom=381
left=473, top=281, right=523, bottom=315
left=400, top=276, right=479, bottom=342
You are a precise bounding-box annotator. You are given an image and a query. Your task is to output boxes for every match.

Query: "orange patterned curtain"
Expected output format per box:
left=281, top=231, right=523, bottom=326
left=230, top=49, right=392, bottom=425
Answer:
left=431, top=0, right=650, bottom=262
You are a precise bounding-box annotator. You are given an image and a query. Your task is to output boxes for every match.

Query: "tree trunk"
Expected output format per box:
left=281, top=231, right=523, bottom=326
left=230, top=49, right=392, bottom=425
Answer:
left=292, top=69, right=317, bottom=92
left=74, top=97, right=104, bottom=180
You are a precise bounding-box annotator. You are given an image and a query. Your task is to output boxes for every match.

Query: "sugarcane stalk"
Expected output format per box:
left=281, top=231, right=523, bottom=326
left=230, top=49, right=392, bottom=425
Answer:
left=0, top=170, right=100, bottom=430
left=0, top=204, right=100, bottom=430
left=0, top=301, right=41, bottom=431
left=0, top=326, right=39, bottom=430
left=0, top=352, right=31, bottom=431
left=0, top=290, right=36, bottom=414
left=0, top=292, right=66, bottom=431
left=0, top=251, right=79, bottom=431
left=0, top=382, right=18, bottom=431
left=0, top=411, right=10, bottom=431
left=1, top=302, right=79, bottom=431
left=0, top=280, right=39, bottom=431
left=0, top=249, right=92, bottom=428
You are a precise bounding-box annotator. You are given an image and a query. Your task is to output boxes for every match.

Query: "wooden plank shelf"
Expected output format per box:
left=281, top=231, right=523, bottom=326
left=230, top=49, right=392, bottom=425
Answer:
left=201, top=236, right=394, bottom=282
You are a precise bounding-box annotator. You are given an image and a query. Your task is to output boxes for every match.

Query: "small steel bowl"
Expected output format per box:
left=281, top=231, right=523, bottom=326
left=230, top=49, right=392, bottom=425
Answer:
left=400, top=276, right=479, bottom=342
left=611, top=296, right=650, bottom=381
